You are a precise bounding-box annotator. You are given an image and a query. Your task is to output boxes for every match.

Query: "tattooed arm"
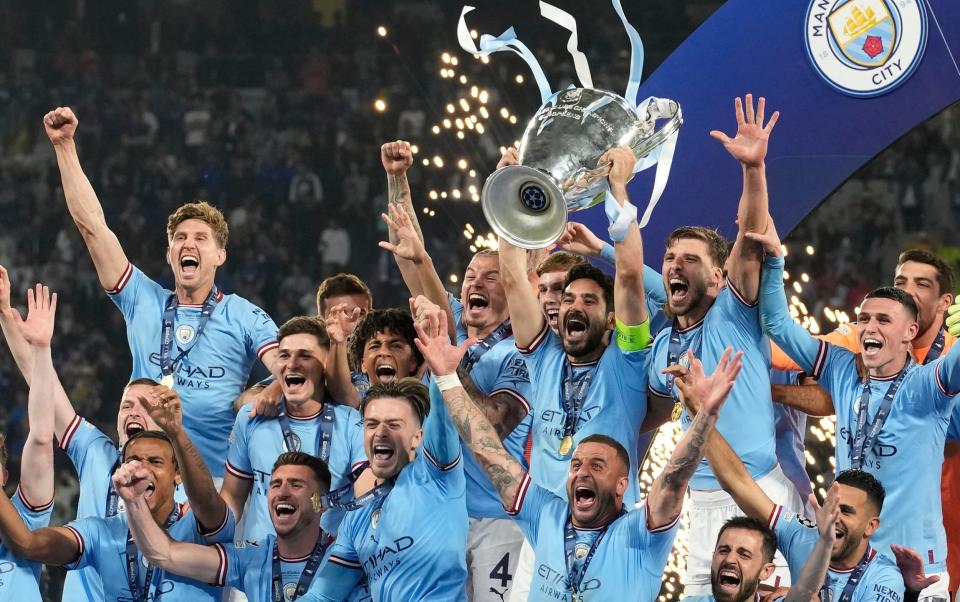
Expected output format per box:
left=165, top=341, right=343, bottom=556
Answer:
left=381, top=141, right=426, bottom=297
left=414, top=302, right=526, bottom=505
left=649, top=349, right=743, bottom=527
left=456, top=368, right=527, bottom=440
left=137, top=387, right=229, bottom=533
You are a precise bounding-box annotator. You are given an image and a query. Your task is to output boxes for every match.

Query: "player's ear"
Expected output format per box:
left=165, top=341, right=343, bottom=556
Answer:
left=409, top=428, right=424, bottom=457
left=215, top=247, right=227, bottom=267
left=165, top=244, right=173, bottom=267
left=863, top=516, right=880, bottom=538
left=759, top=561, right=776, bottom=581
left=904, top=319, right=919, bottom=343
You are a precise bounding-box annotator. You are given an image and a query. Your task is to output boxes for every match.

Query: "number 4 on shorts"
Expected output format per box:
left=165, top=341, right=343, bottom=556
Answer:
left=489, top=553, right=512, bottom=588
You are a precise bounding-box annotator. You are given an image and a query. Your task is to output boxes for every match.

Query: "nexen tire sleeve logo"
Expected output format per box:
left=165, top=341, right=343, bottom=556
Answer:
left=805, top=0, right=928, bottom=98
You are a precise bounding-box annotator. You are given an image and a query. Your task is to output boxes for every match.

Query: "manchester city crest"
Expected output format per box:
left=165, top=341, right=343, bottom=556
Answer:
left=805, top=0, right=927, bottom=97
left=574, top=543, right=590, bottom=559
left=176, top=324, right=196, bottom=345
left=284, top=583, right=297, bottom=601
left=371, top=508, right=382, bottom=529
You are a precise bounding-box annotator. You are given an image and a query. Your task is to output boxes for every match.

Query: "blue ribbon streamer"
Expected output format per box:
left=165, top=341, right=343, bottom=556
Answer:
left=611, top=0, right=645, bottom=107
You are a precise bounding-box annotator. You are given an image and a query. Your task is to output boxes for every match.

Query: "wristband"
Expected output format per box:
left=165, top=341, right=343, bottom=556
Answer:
left=615, top=318, right=651, bottom=352
left=434, top=373, right=462, bottom=391
left=603, top=191, right=639, bottom=242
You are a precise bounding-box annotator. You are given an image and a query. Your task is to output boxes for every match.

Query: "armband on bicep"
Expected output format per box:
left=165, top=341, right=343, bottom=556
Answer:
left=615, top=318, right=651, bottom=352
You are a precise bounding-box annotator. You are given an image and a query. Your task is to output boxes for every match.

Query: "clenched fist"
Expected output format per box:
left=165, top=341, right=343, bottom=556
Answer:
left=43, top=107, right=78, bottom=146
left=381, top=140, right=413, bottom=176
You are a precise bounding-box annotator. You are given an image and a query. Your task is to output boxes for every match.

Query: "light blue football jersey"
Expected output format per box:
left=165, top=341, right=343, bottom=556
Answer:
left=647, top=284, right=777, bottom=491
left=507, top=473, right=679, bottom=602
left=107, top=264, right=279, bottom=477
left=769, top=505, right=905, bottom=602
left=0, top=489, right=53, bottom=601
left=450, top=294, right=533, bottom=519
left=520, top=324, right=648, bottom=506
left=761, top=254, right=960, bottom=572
left=302, top=380, right=468, bottom=602
left=225, top=402, right=366, bottom=539
left=58, top=414, right=121, bottom=602
left=65, top=505, right=235, bottom=601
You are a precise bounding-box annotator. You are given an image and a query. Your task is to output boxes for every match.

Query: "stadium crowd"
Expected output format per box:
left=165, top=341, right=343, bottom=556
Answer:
left=2, top=2, right=960, bottom=602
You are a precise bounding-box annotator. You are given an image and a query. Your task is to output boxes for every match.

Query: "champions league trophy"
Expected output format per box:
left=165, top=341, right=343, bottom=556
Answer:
left=481, top=90, right=682, bottom=249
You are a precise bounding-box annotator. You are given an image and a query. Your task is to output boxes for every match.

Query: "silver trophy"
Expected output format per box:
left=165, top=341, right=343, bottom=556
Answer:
left=482, top=88, right=682, bottom=249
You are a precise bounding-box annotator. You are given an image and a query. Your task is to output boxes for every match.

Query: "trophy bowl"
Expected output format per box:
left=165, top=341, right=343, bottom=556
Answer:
left=482, top=88, right=682, bottom=249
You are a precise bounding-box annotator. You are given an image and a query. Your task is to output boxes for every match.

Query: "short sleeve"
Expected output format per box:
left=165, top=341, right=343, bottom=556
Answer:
left=516, top=324, right=560, bottom=376
left=624, top=505, right=681, bottom=576
left=105, top=264, right=163, bottom=320
left=862, top=564, right=905, bottom=602
left=13, top=488, right=53, bottom=530
left=489, top=352, right=532, bottom=416
left=216, top=543, right=253, bottom=589
left=302, top=521, right=364, bottom=601
left=646, top=335, right=671, bottom=397
left=225, top=409, right=254, bottom=479
left=63, top=517, right=105, bottom=570
left=503, top=473, right=559, bottom=545
left=58, top=415, right=119, bottom=479
left=714, top=284, right=762, bottom=340
left=768, top=505, right=818, bottom=578
left=347, top=416, right=367, bottom=469
left=245, top=304, right=279, bottom=364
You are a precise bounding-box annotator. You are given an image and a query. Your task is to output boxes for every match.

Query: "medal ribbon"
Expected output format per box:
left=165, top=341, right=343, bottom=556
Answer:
left=665, top=320, right=704, bottom=400
left=460, top=320, right=512, bottom=374
left=271, top=530, right=329, bottom=601
left=321, top=462, right=395, bottom=511
left=923, top=327, right=946, bottom=364
left=276, top=396, right=337, bottom=462
left=106, top=458, right=121, bottom=517
left=160, top=287, right=219, bottom=379
left=850, top=357, right=912, bottom=470
left=823, top=547, right=875, bottom=602
left=559, top=361, right=598, bottom=443
left=125, top=505, right=181, bottom=602
left=564, top=508, right=626, bottom=598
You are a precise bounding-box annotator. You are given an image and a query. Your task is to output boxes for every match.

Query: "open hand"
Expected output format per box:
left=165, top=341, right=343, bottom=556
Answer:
left=891, top=544, right=940, bottom=593
left=378, top=204, right=427, bottom=263
left=812, top=483, right=841, bottom=542
left=411, top=297, right=474, bottom=376
left=710, top=94, right=779, bottom=168
left=138, top=386, right=183, bottom=434
left=326, top=302, right=361, bottom=345
left=13, top=283, right=57, bottom=348
left=742, top=215, right=783, bottom=257
left=662, top=347, right=743, bottom=416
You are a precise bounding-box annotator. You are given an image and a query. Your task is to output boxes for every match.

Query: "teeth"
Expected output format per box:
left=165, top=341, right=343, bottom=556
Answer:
left=376, top=364, right=397, bottom=375
left=180, top=255, right=199, bottom=268
left=284, top=374, right=306, bottom=385
left=126, top=422, right=144, bottom=434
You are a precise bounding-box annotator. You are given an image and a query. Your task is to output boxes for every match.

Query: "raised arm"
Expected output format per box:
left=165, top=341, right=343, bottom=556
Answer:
left=647, top=349, right=742, bottom=527
left=785, top=484, right=840, bottom=602
left=138, top=387, right=229, bottom=533
left=603, top=146, right=647, bottom=328
left=413, top=306, right=525, bottom=507
left=0, top=265, right=32, bottom=382
left=710, top=94, right=779, bottom=303
left=379, top=203, right=456, bottom=341
left=0, top=487, right=78, bottom=565
left=15, top=284, right=58, bottom=507
left=43, top=107, right=129, bottom=289
left=113, top=460, right=222, bottom=583
left=381, top=140, right=426, bottom=297
left=747, top=222, right=825, bottom=376
left=324, top=304, right=363, bottom=409
left=410, top=298, right=463, bottom=467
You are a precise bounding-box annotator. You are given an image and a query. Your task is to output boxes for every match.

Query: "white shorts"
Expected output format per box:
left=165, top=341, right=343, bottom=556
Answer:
left=682, top=463, right=804, bottom=596
left=918, top=571, right=951, bottom=602
left=507, top=537, right=535, bottom=602
left=466, top=517, right=525, bottom=602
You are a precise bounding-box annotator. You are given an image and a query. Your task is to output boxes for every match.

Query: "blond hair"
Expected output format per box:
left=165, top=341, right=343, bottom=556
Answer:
left=166, top=201, right=229, bottom=248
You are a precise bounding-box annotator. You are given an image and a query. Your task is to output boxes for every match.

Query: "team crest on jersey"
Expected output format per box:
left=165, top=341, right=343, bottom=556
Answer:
left=176, top=324, right=196, bottom=345
left=574, top=543, right=590, bottom=559
left=805, top=0, right=927, bottom=97
left=371, top=508, right=382, bottom=529
left=284, top=583, right=297, bottom=600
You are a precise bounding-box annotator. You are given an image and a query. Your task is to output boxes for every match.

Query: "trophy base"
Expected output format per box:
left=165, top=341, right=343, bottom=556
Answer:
left=481, top=165, right=567, bottom=250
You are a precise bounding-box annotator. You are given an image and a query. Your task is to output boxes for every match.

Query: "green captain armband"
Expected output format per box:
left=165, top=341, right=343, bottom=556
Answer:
left=615, top=318, right=651, bottom=352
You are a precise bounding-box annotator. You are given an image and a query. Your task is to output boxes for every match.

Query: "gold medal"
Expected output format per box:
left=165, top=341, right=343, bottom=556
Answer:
left=559, top=435, right=573, bottom=456
left=671, top=401, right=682, bottom=422
left=160, top=374, right=175, bottom=390
left=571, top=593, right=580, bottom=602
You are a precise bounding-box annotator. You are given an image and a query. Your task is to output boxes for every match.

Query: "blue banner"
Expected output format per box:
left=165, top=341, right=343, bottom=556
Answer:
left=577, top=0, right=960, bottom=261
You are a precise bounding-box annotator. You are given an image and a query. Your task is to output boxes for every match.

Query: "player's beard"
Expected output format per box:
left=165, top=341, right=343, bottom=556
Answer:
left=832, top=524, right=863, bottom=565
left=711, top=565, right=762, bottom=602
left=561, top=313, right=608, bottom=359
left=669, top=274, right=710, bottom=317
